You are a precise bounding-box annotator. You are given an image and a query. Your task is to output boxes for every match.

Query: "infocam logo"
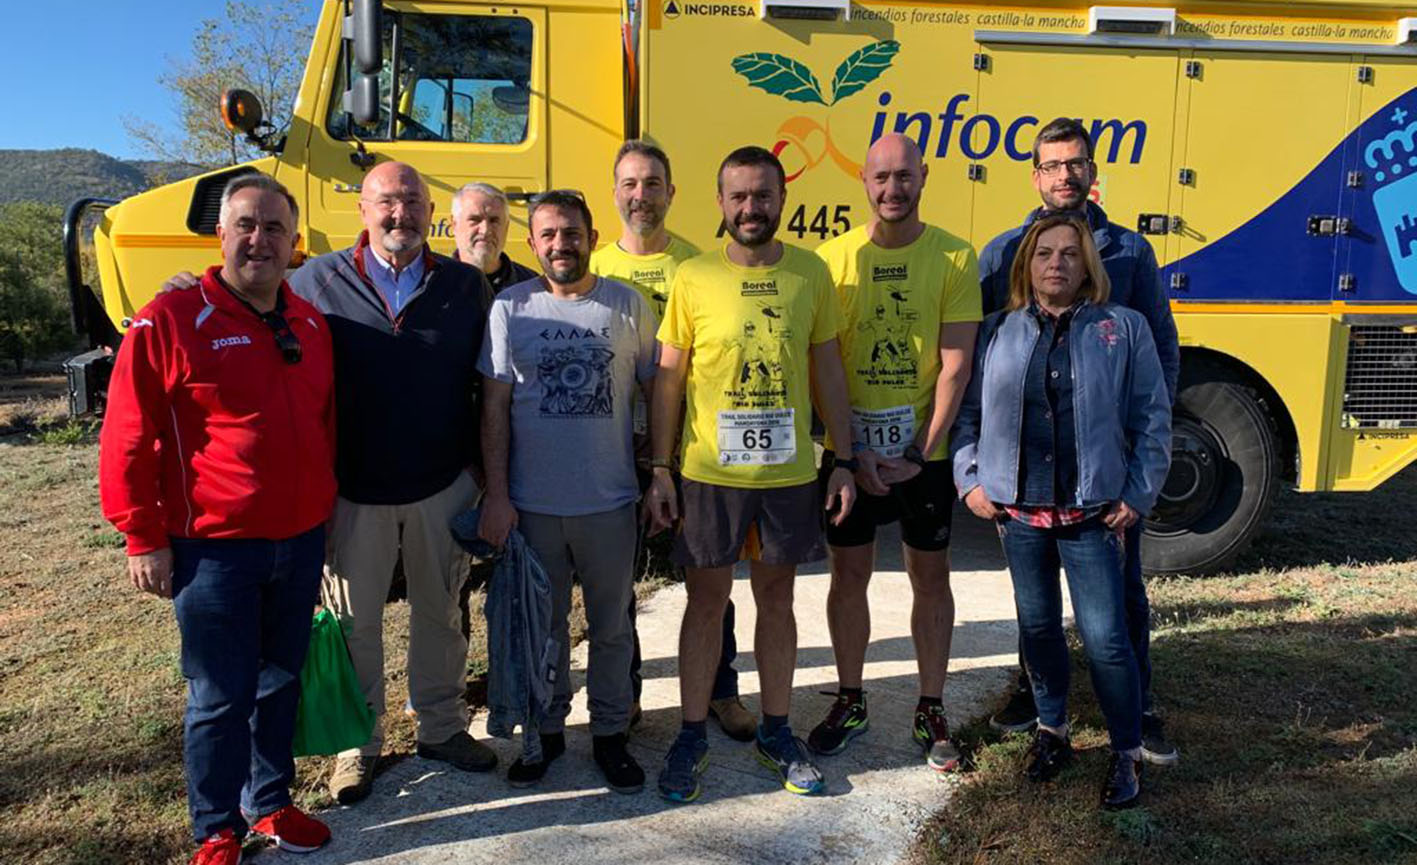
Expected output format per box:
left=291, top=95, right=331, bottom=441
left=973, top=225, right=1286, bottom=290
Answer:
left=871, top=92, right=1148, bottom=165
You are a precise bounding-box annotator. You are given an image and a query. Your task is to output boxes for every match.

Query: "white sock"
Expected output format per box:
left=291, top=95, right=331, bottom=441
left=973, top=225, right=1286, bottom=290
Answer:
left=1119, top=746, right=1143, bottom=761
left=1038, top=721, right=1069, bottom=739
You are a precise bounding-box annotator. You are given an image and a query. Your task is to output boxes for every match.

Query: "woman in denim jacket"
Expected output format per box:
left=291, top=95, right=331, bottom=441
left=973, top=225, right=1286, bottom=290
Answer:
left=950, top=215, right=1171, bottom=809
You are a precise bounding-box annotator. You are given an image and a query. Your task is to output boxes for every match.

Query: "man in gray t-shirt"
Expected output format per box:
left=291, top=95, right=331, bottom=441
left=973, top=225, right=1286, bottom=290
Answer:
left=477, top=191, right=657, bottom=794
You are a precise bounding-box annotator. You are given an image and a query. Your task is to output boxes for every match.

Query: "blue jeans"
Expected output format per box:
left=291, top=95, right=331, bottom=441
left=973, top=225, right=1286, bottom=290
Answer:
left=170, top=526, right=325, bottom=842
left=1000, top=517, right=1142, bottom=752
left=1012, top=519, right=1152, bottom=713
left=1122, top=519, right=1151, bottom=713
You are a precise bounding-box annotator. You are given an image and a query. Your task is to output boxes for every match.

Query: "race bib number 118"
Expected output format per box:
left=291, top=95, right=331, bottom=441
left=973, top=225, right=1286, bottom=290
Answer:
left=717, top=408, right=796, bottom=466
left=851, top=405, right=915, bottom=458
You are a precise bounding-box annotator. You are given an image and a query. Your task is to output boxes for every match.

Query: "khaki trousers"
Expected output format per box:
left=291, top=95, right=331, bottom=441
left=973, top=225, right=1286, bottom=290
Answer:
left=322, top=472, right=477, bottom=756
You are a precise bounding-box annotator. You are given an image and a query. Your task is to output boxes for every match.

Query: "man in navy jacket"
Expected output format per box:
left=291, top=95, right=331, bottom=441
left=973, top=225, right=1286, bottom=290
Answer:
left=289, top=162, right=499, bottom=803
left=978, top=119, right=1180, bottom=766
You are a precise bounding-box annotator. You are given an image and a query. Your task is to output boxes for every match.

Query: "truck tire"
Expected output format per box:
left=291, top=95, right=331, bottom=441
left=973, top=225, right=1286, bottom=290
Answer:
left=1142, top=379, right=1280, bottom=575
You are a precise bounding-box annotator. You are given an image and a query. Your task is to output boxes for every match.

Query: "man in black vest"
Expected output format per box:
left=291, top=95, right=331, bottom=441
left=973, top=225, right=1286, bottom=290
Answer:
left=290, top=162, right=498, bottom=804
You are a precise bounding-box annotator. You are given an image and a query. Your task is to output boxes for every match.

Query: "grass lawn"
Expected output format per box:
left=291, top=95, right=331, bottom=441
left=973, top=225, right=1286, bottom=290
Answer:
left=0, top=374, right=662, bottom=864
left=918, top=469, right=1417, bottom=865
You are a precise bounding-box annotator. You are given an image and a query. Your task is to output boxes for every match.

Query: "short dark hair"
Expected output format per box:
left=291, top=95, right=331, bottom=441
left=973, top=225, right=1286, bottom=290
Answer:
left=614, top=140, right=672, bottom=185
left=528, top=189, right=593, bottom=234
left=220, top=172, right=299, bottom=226
left=717, top=145, right=786, bottom=193
left=1031, top=118, right=1094, bottom=166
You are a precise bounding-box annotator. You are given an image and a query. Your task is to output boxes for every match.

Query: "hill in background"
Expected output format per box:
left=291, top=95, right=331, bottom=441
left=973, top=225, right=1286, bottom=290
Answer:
left=0, top=149, right=205, bottom=208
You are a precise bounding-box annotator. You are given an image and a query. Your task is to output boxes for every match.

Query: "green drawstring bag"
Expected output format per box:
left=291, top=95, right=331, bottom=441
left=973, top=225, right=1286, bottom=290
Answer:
left=292, top=609, right=375, bottom=757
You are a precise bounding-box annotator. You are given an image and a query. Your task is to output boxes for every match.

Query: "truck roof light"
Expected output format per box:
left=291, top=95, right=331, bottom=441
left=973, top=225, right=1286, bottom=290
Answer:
left=759, top=0, right=849, bottom=22
left=1088, top=6, right=1176, bottom=36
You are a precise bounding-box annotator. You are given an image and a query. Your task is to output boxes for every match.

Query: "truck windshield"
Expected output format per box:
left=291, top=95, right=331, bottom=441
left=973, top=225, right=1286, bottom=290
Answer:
left=327, top=11, right=533, bottom=144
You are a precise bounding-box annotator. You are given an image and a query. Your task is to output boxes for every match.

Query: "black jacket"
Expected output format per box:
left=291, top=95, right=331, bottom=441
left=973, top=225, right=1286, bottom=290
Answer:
left=289, top=233, right=493, bottom=504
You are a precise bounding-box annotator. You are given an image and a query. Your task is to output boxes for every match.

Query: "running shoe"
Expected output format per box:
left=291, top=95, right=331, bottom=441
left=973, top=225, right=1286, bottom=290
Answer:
left=657, top=730, right=709, bottom=803
left=807, top=691, right=869, bottom=755
left=755, top=724, right=826, bottom=795
left=912, top=704, right=961, bottom=772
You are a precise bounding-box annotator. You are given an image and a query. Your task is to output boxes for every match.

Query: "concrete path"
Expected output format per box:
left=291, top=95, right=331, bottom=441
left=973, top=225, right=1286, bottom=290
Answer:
left=304, top=505, right=1024, bottom=865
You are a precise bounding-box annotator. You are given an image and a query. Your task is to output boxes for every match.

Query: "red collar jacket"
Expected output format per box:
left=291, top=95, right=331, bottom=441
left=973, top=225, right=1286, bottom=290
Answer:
left=100, top=267, right=338, bottom=555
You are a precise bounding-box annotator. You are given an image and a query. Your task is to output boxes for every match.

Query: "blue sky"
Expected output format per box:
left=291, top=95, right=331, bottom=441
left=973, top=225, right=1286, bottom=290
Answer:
left=1, top=1, right=317, bottom=159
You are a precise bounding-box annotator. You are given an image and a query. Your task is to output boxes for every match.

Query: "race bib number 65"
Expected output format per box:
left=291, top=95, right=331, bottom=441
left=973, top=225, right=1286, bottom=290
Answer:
left=717, top=408, right=797, bottom=466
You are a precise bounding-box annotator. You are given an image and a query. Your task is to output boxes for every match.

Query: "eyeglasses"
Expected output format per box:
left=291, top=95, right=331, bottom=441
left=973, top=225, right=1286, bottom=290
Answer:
left=1035, top=158, right=1093, bottom=176
left=258, top=310, right=302, bottom=364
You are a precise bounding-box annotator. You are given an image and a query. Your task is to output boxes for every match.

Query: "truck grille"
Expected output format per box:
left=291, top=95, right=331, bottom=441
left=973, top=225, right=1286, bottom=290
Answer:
left=1342, top=325, right=1417, bottom=429
left=185, top=167, right=258, bottom=234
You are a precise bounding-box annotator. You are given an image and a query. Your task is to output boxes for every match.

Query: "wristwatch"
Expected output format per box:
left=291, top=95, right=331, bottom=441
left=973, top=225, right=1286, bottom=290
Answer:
left=903, top=444, right=927, bottom=468
left=834, top=456, right=860, bottom=472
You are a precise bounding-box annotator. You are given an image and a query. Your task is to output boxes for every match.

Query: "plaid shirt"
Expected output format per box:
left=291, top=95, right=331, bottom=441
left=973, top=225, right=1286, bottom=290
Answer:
left=1003, top=505, right=1104, bottom=528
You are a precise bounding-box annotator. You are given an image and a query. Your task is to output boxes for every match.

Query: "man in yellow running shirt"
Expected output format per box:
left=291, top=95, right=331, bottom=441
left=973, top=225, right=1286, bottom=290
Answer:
left=809, top=134, right=981, bottom=772
left=590, top=140, right=756, bottom=742
left=646, top=146, right=857, bottom=803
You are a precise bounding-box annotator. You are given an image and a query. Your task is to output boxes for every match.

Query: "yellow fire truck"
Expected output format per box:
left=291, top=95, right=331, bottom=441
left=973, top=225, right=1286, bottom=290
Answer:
left=63, top=0, right=1417, bottom=573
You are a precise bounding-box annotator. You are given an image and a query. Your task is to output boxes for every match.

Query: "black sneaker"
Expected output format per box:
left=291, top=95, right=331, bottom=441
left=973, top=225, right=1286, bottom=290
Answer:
left=807, top=691, right=869, bottom=755
left=1024, top=728, right=1073, bottom=783
left=1141, top=713, right=1179, bottom=766
left=1101, top=751, right=1143, bottom=810
left=593, top=732, right=645, bottom=794
left=507, top=732, right=566, bottom=787
left=990, top=677, right=1038, bottom=734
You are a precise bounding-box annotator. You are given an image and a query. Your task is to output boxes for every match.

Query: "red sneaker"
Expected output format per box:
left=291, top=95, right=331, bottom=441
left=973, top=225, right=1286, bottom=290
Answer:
left=191, top=829, right=242, bottom=865
left=249, top=805, right=331, bottom=853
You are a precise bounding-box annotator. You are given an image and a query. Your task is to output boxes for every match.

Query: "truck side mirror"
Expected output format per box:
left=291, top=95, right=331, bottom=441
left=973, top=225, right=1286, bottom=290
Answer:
left=349, top=0, right=383, bottom=74
left=344, top=74, right=380, bottom=127
left=220, top=89, right=265, bottom=137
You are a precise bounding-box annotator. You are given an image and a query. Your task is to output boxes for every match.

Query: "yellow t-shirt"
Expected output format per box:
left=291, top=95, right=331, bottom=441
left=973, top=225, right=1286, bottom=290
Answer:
left=590, top=236, right=701, bottom=320
left=816, top=224, right=982, bottom=461
left=658, top=244, right=841, bottom=488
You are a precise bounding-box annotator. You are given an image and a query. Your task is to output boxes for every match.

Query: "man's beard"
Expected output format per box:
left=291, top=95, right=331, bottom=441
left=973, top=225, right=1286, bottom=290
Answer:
left=624, top=201, right=665, bottom=235
left=380, top=221, right=424, bottom=254
left=726, top=211, right=781, bottom=247
left=543, top=251, right=587, bottom=284
left=461, top=239, right=500, bottom=270
left=1041, top=180, right=1086, bottom=212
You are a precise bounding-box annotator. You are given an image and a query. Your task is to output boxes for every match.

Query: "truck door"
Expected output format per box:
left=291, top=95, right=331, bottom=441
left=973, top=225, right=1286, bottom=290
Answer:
left=1337, top=56, right=1417, bottom=305
left=1168, top=51, right=1351, bottom=301
left=972, top=42, right=1180, bottom=256
left=304, top=3, right=548, bottom=257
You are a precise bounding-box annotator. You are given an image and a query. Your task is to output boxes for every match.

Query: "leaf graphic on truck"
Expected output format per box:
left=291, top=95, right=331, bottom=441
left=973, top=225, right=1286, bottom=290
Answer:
left=828, top=40, right=900, bottom=104
left=731, top=41, right=899, bottom=106
left=731, top=53, right=828, bottom=105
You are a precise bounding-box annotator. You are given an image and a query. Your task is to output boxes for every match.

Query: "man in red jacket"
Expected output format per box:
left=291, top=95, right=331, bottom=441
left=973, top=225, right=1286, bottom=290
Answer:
left=100, top=174, right=338, bottom=865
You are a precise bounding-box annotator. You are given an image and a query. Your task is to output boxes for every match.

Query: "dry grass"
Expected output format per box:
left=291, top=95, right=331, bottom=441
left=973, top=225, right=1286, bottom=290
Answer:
left=0, top=372, right=69, bottom=434
left=0, top=374, right=665, bottom=864
left=918, top=467, right=1417, bottom=865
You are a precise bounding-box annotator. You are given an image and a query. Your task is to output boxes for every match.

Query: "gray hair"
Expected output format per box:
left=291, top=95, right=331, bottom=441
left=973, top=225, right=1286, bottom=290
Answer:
left=450, top=182, right=509, bottom=219
left=219, top=172, right=299, bottom=227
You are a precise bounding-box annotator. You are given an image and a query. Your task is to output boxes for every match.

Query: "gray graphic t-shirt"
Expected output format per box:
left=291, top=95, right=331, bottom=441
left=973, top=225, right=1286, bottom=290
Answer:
left=478, top=276, right=659, bottom=516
